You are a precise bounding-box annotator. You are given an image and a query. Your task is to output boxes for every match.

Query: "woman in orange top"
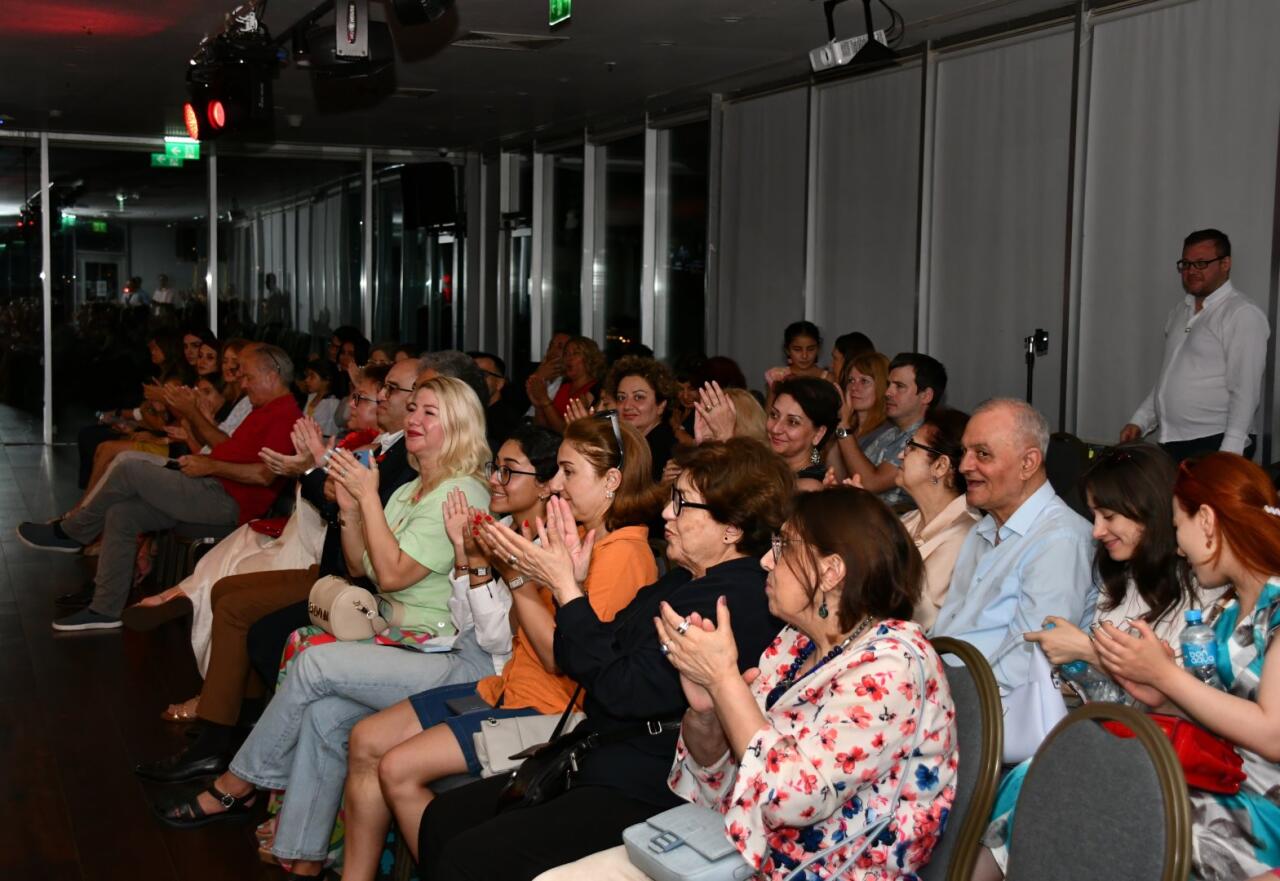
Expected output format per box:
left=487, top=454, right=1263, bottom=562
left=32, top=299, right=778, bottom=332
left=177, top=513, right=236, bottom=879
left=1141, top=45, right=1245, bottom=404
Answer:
left=341, top=413, right=662, bottom=878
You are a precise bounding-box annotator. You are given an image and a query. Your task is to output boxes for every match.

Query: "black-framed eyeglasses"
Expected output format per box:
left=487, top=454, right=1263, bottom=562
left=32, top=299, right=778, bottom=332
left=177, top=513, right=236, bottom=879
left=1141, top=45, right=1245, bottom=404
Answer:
left=485, top=461, right=538, bottom=485
left=770, top=533, right=791, bottom=564
left=906, top=438, right=946, bottom=458
left=379, top=380, right=414, bottom=396
left=478, top=368, right=505, bottom=381
left=350, top=392, right=379, bottom=406
left=670, top=485, right=713, bottom=517
left=1176, top=257, right=1226, bottom=273
left=594, top=410, right=625, bottom=472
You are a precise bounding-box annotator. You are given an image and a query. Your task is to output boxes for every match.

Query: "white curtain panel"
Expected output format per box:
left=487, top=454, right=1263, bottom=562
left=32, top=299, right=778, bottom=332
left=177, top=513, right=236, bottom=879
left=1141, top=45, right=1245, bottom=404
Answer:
left=1075, top=0, right=1280, bottom=444
left=717, top=87, right=810, bottom=391
left=811, top=64, right=923, bottom=361
left=926, top=28, right=1075, bottom=417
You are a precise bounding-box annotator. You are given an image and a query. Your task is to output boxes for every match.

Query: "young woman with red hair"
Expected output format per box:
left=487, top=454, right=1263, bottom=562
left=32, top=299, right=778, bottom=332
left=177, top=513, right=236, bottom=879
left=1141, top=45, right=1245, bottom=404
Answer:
left=1095, top=452, right=1280, bottom=879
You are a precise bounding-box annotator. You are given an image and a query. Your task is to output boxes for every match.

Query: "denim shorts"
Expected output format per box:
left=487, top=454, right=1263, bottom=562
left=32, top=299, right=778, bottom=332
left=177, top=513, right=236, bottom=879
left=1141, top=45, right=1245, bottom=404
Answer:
left=409, top=682, right=542, bottom=776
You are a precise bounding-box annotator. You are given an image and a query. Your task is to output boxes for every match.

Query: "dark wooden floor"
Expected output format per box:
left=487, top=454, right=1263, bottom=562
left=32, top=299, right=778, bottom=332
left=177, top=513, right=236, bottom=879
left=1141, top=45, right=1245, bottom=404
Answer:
left=0, top=405, right=277, bottom=881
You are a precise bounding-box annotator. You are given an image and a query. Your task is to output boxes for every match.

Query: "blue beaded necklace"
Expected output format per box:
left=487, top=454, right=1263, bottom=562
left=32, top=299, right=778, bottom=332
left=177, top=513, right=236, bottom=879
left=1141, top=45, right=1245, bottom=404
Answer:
left=765, top=616, right=875, bottom=711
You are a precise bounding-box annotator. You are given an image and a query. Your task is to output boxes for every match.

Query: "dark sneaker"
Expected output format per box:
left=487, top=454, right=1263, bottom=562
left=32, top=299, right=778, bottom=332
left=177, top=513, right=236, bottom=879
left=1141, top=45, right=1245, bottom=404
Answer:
left=52, top=608, right=122, bottom=632
left=55, top=582, right=96, bottom=611
left=16, top=521, right=83, bottom=553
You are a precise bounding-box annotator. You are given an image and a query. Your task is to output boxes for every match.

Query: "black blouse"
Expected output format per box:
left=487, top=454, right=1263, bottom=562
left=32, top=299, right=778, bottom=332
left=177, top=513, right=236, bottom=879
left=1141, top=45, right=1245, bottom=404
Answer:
left=553, top=555, right=781, bottom=808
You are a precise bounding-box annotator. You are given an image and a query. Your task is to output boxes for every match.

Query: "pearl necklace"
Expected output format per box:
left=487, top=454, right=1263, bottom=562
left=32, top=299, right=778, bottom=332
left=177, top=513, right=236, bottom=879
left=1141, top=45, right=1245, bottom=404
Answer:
left=766, top=615, right=876, bottom=710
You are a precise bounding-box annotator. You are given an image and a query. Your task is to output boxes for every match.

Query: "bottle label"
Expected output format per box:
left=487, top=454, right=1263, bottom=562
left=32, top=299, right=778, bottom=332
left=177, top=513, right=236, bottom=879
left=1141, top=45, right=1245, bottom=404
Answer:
left=1183, top=643, right=1215, bottom=668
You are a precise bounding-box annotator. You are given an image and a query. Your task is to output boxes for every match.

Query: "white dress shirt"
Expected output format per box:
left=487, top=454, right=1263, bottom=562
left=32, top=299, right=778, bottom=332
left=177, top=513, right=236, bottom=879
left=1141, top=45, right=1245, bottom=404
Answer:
left=1129, top=280, right=1269, bottom=453
left=931, top=480, right=1097, bottom=693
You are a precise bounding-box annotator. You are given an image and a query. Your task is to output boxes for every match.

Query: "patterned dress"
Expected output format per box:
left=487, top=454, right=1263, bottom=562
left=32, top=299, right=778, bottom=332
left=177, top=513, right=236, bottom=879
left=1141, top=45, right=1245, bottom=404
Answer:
left=1189, top=578, right=1280, bottom=880
left=669, top=620, right=957, bottom=881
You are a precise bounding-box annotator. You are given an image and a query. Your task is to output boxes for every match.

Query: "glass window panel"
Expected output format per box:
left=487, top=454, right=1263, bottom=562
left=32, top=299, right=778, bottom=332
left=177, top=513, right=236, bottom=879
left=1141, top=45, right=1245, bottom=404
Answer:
left=600, top=133, right=645, bottom=361
left=662, top=121, right=710, bottom=361
left=0, top=138, right=46, bottom=441
left=550, top=148, right=583, bottom=336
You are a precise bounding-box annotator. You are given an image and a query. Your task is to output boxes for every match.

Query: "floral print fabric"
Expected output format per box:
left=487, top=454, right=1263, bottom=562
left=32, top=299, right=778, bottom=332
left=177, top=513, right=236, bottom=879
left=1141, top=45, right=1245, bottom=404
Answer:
left=669, top=619, right=958, bottom=881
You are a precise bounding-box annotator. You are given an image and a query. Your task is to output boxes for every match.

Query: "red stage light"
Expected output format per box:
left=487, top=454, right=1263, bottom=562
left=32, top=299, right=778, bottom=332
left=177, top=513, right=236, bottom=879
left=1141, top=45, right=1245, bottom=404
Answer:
left=207, top=100, right=226, bottom=130
left=183, top=102, right=200, bottom=140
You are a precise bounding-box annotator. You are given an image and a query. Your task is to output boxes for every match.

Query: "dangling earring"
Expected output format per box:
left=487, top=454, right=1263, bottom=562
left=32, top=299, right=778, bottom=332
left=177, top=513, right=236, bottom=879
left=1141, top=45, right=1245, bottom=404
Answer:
left=810, top=446, right=821, bottom=466
left=818, top=596, right=829, bottom=619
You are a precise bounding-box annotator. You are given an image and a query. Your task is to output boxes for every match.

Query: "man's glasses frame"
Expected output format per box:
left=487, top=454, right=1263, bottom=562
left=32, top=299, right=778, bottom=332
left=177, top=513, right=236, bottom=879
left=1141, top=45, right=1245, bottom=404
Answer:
left=1176, top=256, right=1226, bottom=273
left=379, top=380, right=415, bottom=397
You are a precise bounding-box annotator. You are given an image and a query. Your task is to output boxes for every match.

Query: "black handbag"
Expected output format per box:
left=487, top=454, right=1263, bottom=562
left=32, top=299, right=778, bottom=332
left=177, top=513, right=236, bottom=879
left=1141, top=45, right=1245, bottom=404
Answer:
left=495, top=685, right=682, bottom=813
left=496, top=686, right=589, bottom=812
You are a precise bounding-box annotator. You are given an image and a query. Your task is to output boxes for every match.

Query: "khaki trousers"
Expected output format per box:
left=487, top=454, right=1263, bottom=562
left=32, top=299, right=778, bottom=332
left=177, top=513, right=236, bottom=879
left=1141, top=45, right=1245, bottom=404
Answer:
left=198, top=565, right=319, bottom=725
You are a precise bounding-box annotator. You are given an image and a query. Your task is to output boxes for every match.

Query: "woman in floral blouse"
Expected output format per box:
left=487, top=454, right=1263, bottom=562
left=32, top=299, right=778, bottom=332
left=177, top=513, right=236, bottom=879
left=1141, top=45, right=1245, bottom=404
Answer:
left=657, top=486, right=958, bottom=880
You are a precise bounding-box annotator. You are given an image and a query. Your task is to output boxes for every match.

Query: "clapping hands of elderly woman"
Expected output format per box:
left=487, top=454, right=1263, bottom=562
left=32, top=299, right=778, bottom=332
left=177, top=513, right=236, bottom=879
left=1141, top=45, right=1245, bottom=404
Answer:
left=478, top=495, right=594, bottom=605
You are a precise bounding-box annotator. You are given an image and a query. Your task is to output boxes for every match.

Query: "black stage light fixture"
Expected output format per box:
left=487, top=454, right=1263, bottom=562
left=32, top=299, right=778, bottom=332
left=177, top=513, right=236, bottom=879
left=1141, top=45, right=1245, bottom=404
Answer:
left=388, top=0, right=453, bottom=26
left=183, top=8, right=280, bottom=140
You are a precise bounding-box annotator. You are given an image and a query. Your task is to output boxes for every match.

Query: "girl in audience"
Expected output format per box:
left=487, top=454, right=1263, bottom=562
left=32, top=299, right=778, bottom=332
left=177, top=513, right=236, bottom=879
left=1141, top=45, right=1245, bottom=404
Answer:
left=341, top=415, right=660, bottom=877
left=766, top=376, right=841, bottom=492
left=529, top=335, right=605, bottom=433
left=155, top=377, right=492, bottom=851
left=605, top=355, right=681, bottom=479
left=1093, top=452, right=1280, bottom=881
left=973, top=443, right=1231, bottom=880
left=896, top=408, right=978, bottom=629
left=829, top=350, right=892, bottom=480
left=301, top=359, right=342, bottom=437
left=764, top=320, right=829, bottom=388
left=420, top=437, right=792, bottom=881
left=195, top=336, right=220, bottom=379
left=545, top=486, right=957, bottom=881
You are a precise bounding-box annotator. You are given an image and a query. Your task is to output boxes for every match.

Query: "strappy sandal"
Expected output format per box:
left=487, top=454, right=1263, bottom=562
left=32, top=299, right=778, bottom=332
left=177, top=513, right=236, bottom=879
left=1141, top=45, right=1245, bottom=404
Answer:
left=160, top=697, right=200, bottom=722
left=156, top=782, right=258, bottom=829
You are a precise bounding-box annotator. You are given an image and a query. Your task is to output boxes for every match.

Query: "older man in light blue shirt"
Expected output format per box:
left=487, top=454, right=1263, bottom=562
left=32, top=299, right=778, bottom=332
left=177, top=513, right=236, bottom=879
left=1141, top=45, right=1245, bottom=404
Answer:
left=931, top=398, right=1096, bottom=692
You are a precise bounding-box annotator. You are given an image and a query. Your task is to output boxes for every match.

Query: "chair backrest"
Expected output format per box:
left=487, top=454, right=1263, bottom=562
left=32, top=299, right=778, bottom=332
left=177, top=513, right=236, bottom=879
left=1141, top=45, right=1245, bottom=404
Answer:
left=1045, top=432, right=1092, bottom=520
left=1005, top=703, right=1191, bottom=881
left=919, top=637, right=1004, bottom=881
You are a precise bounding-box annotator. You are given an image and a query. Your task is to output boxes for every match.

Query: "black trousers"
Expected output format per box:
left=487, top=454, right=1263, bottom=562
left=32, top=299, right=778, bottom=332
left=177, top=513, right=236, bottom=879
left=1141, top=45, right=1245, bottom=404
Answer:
left=246, top=599, right=310, bottom=687
left=1160, top=433, right=1256, bottom=465
left=419, top=777, right=661, bottom=881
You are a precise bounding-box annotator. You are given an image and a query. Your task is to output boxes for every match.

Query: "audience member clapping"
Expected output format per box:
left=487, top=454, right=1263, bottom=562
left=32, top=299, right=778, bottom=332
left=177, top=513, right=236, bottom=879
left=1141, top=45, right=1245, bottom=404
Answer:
left=766, top=376, right=841, bottom=492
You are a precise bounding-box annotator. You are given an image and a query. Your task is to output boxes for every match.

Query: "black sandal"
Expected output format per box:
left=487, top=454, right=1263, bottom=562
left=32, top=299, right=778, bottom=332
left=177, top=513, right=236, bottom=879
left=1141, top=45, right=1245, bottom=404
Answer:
left=156, top=782, right=257, bottom=829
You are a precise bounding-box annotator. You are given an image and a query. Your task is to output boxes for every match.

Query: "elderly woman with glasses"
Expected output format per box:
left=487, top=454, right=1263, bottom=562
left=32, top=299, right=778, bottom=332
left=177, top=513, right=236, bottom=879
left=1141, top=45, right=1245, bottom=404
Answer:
left=412, top=438, right=794, bottom=881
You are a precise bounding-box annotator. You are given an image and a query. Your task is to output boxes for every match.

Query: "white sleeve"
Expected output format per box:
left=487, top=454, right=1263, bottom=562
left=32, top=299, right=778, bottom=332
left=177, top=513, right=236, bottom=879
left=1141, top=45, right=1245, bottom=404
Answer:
left=447, top=571, right=514, bottom=658
left=1220, top=303, right=1270, bottom=454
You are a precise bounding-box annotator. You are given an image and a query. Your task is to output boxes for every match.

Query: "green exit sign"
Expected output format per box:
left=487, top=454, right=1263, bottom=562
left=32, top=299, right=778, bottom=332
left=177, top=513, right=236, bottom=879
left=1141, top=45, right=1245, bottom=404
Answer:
left=166, top=141, right=200, bottom=161
left=549, top=0, right=571, bottom=26
left=151, top=152, right=184, bottom=168
left=91, top=221, right=108, bottom=234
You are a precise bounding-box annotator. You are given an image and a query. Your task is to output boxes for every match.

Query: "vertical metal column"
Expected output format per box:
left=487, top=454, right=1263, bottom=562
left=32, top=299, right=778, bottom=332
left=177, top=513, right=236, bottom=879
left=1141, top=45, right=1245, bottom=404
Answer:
left=40, top=132, right=52, bottom=445
left=208, top=144, right=218, bottom=332
left=580, top=139, right=600, bottom=343
left=705, top=95, right=724, bottom=359
left=651, top=128, right=673, bottom=358
left=914, top=44, right=938, bottom=353
left=361, top=148, right=374, bottom=340
left=1059, top=0, right=1092, bottom=434
left=802, top=86, right=821, bottom=323
left=530, top=151, right=550, bottom=357
left=640, top=124, right=659, bottom=351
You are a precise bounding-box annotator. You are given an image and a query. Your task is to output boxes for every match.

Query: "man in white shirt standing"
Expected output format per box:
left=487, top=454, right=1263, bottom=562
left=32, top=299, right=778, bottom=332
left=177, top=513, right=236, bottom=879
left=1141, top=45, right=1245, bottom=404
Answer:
left=1121, top=229, right=1269, bottom=461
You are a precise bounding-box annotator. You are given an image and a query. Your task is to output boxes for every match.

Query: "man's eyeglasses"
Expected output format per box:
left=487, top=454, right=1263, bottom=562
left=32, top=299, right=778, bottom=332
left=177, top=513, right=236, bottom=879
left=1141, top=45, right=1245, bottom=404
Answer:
left=906, top=438, right=946, bottom=458
left=595, top=410, right=625, bottom=472
left=350, top=392, right=379, bottom=406
left=770, top=533, right=791, bottom=564
left=485, top=461, right=538, bottom=485
left=670, top=485, right=713, bottom=517
left=1176, top=257, right=1226, bottom=273
left=379, top=380, right=414, bottom=397
left=478, top=368, right=505, bottom=381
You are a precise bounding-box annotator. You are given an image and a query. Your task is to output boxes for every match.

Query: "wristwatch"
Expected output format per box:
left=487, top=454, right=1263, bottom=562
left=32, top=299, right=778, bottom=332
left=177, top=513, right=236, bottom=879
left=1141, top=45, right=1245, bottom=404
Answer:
left=834, top=426, right=852, bottom=440
left=471, top=566, right=491, bottom=578
left=507, top=575, right=528, bottom=590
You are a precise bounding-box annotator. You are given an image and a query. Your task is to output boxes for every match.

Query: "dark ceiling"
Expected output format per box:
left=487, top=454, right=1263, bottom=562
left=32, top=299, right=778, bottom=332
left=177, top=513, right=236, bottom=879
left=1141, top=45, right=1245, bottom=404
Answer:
left=0, top=0, right=1071, bottom=151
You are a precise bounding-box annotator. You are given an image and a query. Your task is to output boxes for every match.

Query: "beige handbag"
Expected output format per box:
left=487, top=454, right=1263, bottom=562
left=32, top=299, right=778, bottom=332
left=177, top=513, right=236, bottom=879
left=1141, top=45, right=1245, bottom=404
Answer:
left=473, top=711, right=587, bottom=777
left=307, top=575, right=406, bottom=640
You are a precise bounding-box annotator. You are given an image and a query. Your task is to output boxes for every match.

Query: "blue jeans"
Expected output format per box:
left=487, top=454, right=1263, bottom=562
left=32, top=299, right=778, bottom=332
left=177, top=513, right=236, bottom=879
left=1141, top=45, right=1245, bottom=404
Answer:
left=228, top=630, right=494, bottom=861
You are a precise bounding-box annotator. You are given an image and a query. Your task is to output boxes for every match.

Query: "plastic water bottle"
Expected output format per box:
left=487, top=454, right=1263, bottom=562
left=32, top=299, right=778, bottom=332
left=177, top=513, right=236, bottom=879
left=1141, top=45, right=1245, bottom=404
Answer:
left=1043, top=621, right=1123, bottom=703
left=1180, top=609, right=1222, bottom=689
